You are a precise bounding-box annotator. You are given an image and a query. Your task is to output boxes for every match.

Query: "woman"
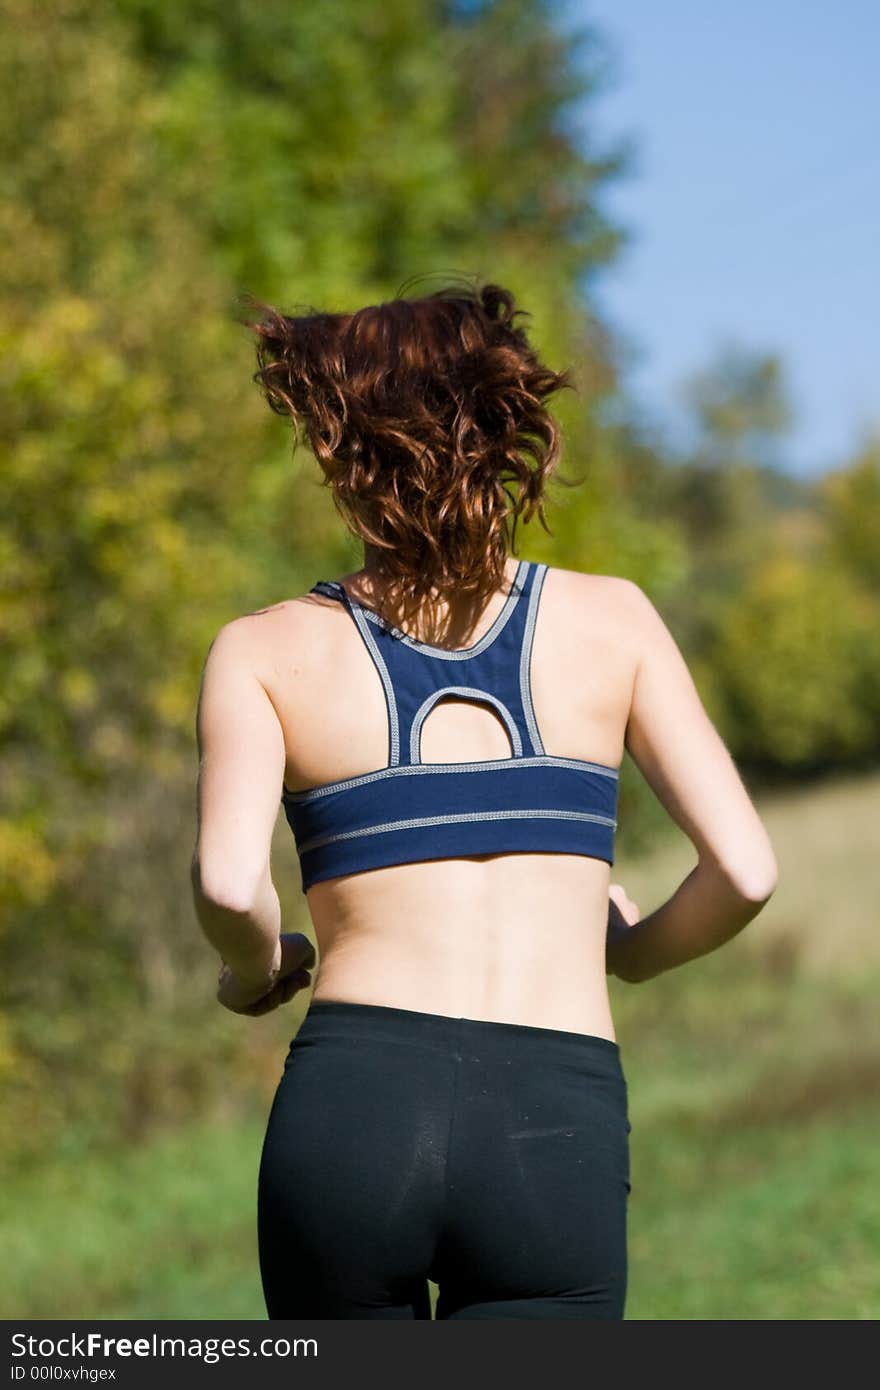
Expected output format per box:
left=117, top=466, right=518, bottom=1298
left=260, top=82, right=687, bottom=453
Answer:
left=191, top=280, right=778, bottom=1320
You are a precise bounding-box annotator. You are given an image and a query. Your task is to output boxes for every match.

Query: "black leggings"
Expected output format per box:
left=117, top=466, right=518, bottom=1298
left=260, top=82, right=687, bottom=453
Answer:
left=258, top=1000, right=632, bottom=1319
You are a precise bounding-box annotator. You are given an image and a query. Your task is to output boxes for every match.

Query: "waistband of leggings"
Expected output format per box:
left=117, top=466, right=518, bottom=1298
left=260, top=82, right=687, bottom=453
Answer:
left=295, top=999, right=625, bottom=1072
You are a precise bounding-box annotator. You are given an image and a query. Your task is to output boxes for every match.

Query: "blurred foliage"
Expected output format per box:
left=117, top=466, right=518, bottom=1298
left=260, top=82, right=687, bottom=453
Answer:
left=707, top=556, right=880, bottom=771
left=1, top=0, right=878, bottom=1165
left=682, top=340, right=793, bottom=466
left=818, top=435, right=880, bottom=592
left=664, top=352, right=880, bottom=779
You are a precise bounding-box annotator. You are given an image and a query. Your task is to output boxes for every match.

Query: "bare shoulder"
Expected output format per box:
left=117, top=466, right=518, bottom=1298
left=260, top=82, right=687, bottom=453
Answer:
left=547, top=564, right=640, bottom=600
left=546, top=564, right=645, bottom=635
left=201, top=591, right=323, bottom=671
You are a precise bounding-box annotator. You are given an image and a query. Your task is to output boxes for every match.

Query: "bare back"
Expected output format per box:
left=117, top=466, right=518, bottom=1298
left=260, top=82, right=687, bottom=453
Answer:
left=253, top=560, right=638, bottom=1040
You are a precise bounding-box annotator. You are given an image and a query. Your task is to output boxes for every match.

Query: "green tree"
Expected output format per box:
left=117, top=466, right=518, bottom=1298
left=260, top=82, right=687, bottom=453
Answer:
left=708, top=555, right=880, bottom=772
left=817, top=434, right=880, bottom=592
left=682, top=339, right=792, bottom=469
left=663, top=342, right=799, bottom=655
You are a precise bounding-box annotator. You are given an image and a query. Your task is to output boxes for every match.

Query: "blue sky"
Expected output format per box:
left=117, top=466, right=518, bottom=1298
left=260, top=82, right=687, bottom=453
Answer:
left=562, top=0, right=878, bottom=477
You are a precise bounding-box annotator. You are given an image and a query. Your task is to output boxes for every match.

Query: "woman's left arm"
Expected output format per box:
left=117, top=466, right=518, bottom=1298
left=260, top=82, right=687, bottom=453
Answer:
left=191, top=617, right=287, bottom=989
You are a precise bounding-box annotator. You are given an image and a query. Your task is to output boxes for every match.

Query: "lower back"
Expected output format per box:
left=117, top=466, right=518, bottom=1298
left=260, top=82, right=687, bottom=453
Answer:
left=306, top=851, right=617, bottom=1040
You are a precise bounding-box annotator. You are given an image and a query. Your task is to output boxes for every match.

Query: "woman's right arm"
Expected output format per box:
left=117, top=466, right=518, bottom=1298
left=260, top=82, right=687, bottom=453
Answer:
left=609, top=582, right=779, bottom=984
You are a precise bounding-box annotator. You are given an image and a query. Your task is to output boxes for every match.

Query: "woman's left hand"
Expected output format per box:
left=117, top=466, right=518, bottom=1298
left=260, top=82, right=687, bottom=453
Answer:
left=606, top=882, right=642, bottom=980
left=217, top=932, right=317, bottom=1016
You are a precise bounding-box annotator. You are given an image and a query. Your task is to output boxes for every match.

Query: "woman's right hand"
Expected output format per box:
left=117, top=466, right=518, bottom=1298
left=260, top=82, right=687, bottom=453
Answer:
left=217, top=932, right=316, bottom=1017
left=606, top=882, right=642, bottom=981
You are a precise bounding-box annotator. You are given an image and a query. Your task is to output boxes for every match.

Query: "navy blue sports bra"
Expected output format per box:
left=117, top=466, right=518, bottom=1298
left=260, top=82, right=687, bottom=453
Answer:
left=282, top=557, right=619, bottom=893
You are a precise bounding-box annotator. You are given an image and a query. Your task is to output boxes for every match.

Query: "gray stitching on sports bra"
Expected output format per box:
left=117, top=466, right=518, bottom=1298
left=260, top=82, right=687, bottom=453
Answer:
left=345, top=598, right=401, bottom=767
left=296, top=807, right=617, bottom=856
left=282, top=754, right=620, bottom=803
left=355, top=557, right=528, bottom=659
left=520, top=561, right=547, bottom=756
left=409, top=687, right=524, bottom=764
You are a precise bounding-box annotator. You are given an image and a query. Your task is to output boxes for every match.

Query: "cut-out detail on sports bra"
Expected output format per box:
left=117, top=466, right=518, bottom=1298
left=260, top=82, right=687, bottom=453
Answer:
left=417, top=694, right=516, bottom=764
left=282, top=558, right=619, bottom=892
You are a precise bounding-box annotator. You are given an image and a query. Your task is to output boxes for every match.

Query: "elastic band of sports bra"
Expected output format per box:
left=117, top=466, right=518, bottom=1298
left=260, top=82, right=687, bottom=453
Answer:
left=283, top=753, right=620, bottom=803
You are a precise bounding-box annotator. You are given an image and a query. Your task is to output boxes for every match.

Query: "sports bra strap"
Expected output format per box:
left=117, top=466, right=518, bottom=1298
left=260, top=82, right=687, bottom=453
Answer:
left=309, top=560, right=548, bottom=768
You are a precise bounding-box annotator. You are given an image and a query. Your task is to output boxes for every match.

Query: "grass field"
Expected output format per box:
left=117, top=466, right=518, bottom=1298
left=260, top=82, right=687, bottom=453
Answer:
left=4, top=771, right=879, bottom=1320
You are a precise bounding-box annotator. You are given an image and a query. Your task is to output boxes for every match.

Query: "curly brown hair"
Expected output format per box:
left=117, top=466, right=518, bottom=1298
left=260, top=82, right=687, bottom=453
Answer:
left=238, top=275, right=578, bottom=619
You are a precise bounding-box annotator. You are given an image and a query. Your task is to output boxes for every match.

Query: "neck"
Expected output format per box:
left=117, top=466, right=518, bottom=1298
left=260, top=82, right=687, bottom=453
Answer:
left=348, top=536, right=520, bottom=647
left=362, top=542, right=385, bottom=577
